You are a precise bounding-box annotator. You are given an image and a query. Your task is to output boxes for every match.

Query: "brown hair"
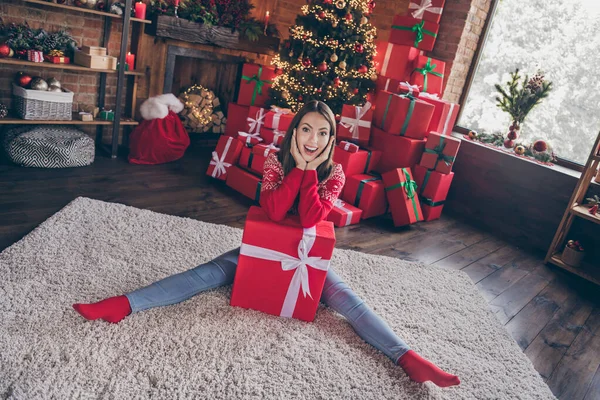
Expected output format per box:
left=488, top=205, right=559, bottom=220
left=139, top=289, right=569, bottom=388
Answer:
left=277, top=100, right=337, bottom=183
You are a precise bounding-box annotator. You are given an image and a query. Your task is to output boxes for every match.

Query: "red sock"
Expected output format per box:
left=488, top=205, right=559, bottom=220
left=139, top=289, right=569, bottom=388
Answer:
left=398, top=350, right=460, bottom=387
left=73, top=295, right=131, bottom=324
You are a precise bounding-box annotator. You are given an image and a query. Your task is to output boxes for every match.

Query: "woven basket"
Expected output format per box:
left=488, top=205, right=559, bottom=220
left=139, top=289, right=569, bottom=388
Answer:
left=12, top=83, right=74, bottom=120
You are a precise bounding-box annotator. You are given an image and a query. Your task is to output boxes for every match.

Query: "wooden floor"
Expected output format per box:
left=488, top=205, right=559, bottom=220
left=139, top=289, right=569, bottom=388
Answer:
left=1, top=141, right=599, bottom=399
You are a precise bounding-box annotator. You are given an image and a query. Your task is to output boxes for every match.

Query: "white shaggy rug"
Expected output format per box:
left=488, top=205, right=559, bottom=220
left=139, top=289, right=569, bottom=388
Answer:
left=0, top=197, right=555, bottom=399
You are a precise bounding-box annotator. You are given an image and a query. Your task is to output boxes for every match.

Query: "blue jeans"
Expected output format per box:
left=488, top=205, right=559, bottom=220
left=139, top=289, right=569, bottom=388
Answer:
left=126, top=247, right=410, bottom=363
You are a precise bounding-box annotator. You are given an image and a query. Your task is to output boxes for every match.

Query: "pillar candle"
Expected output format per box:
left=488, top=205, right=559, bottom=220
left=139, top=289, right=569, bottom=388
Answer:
left=126, top=52, right=135, bottom=71
left=134, top=2, right=146, bottom=20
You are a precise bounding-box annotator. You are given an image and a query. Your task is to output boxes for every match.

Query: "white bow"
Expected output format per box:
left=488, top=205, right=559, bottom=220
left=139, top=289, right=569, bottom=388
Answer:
left=269, top=106, right=292, bottom=130
left=418, top=92, right=441, bottom=101
left=400, top=81, right=421, bottom=96
left=409, top=0, right=443, bottom=19
left=333, top=199, right=355, bottom=226
left=340, top=102, right=372, bottom=139
left=247, top=108, right=266, bottom=134
left=238, top=131, right=263, bottom=145
left=209, top=137, right=233, bottom=177
left=239, top=226, right=330, bottom=318
left=260, top=143, right=280, bottom=157
left=340, top=141, right=358, bottom=152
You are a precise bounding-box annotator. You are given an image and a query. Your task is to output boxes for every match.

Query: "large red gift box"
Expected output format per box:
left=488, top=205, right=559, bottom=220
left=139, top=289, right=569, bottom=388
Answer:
left=410, top=56, right=445, bottom=96
left=333, top=146, right=381, bottom=177
left=206, top=135, right=243, bottom=181
left=264, top=107, right=295, bottom=132
left=337, top=103, right=373, bottom=146
left=374, top=41, right=421, bottom=81
left=246, top=106, right=267, bottom=134
left=412, top=164, right=454, bottom=221
left=327, top=199, right=363, bottom=227
left=342, top=174, right=387, bottom=219
left=224, top=103, right=250, bottom=137
left=260, top=126, right=285, bottom=146
left=373, top=91, right=434, bottom=139
left=238, top=64, right=276, bottom=107
left=226, top=166, right=262, bottom=202
left=370, top=127, right=425, bottom=172
left=376, top=76, right=421, bottom=97
left=407, top=0, right=446, bottom=23
left=382, top=168, right=423, bottom=226
left=230, top=206, right=336, bottom=322
left=390, top=16, right=439, bottom=52
left=419, top=131, right=460, bottom=174
left=418, top=93, right=460, bottom=136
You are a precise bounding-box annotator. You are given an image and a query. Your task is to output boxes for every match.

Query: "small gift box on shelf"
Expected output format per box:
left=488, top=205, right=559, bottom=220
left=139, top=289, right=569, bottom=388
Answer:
left=412, top=164, right=454, bottom=221
left=98, top=109, right=114, bottom=121
left=374, top=41, right=422, bottom=81
left=389, top=16, right=439, bottom=52
left=382, top=168, right=423, bottom=227
left=246, top=106, right=267, bottom=134
left=206, top=135, right=243, bottom=181
left=264, top=106, right=295, bottom=132
left=78, top=112, right=93, bottom=122
left=341, top=174, right=387, bottom=219
left=230, top=206, right=336, bottom=322
left=418, top=93, right=460, bottom=136
left=327, top=199, right=363, bottom=227
left=337, top=102, right=373, bottom=146
left=410, top=56, right=445, bottom=96
left=27, top=50, right=44, bottom=63
left=370, top=127, right=426, bottom=172
left=260, top=127, right=285, bottom=147
left=419, top=131, right=460, bottom=174
left=407, top=0, right=446, bottom=23
left=224, top=103, right=250, bottom=137
left=238, top=64, right=276, bottom=107
left=373, top=91, right=434, bottom=139
left=333, top=145, right=381, bottom=177
left=226, top=166, right=263, bottom=202
left=44, top=50, right=70, bottom=64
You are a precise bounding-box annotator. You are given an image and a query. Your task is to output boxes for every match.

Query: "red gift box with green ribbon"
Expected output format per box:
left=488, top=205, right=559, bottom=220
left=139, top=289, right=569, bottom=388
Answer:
left=382, top=168, right=423, bottom=227
left=412, top=164, right=454, bottom=221
left=410, top=56, right=445, bottom=96
left=224, top=102, right=250, bottom=138
left=206, top=135, right=243, bottom=181
left=418, top=93, right=460, bottom=136
left=327, top=199, right=363, bottom=227
left=226, top=165, right=262, bottom=202
left=373, top=91, right=434, bottom=139
left=230, top=206, right=335, bottom=322
left=419, top=196, right=445, bottom=221
left=238, top=64, right=276, bottom=107
left=374, top=41, right=422, bottom=81
left=419, top=131, right=460, bottom=174
left=389, top=16, right=439, bottom=52
left=370, top=127, right=425, bottom=172
left=341, top=174, right=387, bottom=219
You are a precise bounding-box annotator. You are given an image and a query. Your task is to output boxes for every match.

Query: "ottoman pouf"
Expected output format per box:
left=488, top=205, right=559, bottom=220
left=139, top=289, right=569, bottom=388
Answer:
left=3, top=125, right=95, bottom=168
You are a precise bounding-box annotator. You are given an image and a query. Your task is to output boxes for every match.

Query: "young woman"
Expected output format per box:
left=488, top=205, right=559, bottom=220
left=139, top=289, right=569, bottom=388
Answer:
left=73, top=100, right=460, bottom=388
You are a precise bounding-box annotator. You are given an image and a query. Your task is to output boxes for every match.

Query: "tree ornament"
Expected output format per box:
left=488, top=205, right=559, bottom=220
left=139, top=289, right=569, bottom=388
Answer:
left=30, top=77, right=48, bottom=91
left=335, top=0, right=346, bottom=9
left=358, top=65, right=368, bottom=74
left=332, top=20, right=339, bottom=28
left=318, top=62, right=328, bottom=72
left=317, top=88, right=322, bottom=93
left=533, top=140, right=548, bottom=152
left=360, top=16, right=368, bottom=25
left=330, top=53, right=338, bottom=62
left=355, top=43, right=364, bottom=53
left=0, top=102, right=7, bottom=119
left=333, top=77, right=341, bottom=86
left=46, top=77, right=61, bottom=89
left=0, top=44, right=11, bottom=58
left=345, top=13, right=353, bottom=21
left=510, top=122, right=520, bottom=131
left=302, top=58, right=312, bottom=68
left=514, top=145, right=526, bottom=155
left=298, top=95, right=303, bottom=101
left=282, top=91, right=289, bottom=100
left=370, top=73, right=378, bottom=81
left=15, top=72, right=32, bottom=88
left=353, top=88, right=359, bottom=95
left=274, top=67, right=284, bottom=76
left=507, top=130, right=518, bottom=140
left=339, top=60, right=347, bottom=69
left=324, top=0, right=333, bottom=3
left=318, top=11, right=326, bottom=19
left=289, top=50, right=294, bottom=57
left=468, top=130, right=478, bottom=139
left=503, top=139, right=515, bottom=148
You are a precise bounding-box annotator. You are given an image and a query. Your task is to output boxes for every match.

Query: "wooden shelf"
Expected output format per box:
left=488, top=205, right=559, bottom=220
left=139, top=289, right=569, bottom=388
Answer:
left=24, top=0, right=151, bottom=23
left=549, top=253, right=600, bottom=286
left=572, top=204, right=600, bottom=224
left=0, top=58, right=145, bottom=76
left=0, top=113, right=138, bottom=125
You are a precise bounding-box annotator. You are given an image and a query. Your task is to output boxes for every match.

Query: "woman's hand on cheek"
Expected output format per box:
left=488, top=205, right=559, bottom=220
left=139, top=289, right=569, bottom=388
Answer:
left=291, top=130, right=307, bottom=170
left=306, top=135, right=335, bottom=171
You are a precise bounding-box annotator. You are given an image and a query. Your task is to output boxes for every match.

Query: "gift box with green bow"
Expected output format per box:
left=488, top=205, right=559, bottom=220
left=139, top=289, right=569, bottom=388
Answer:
left=410, top=56, right=445, bottom=95
left=373, top=91, right=434, bottom=139
left=389, top=16, right=439, bottom=52
left=98, top=109, right=114, bottom=121
left=412, top=164, right=454, bottom=221
left=382, top=168, right=423, bottom=227
left=419, top=131, right=460, bottom=174
left=238, top=64, right=276, bottom=107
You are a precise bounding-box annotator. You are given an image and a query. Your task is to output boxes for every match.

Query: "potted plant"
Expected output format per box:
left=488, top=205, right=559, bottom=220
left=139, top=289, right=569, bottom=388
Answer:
left=562, top=240, right=585, bottom=267
left=585, top=194, right=600, bottom=216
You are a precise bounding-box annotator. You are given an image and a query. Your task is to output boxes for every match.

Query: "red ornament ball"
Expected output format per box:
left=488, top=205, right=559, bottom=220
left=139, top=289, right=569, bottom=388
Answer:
left=504, top=139, right=515, bottom=149
left=533, top=140, right=548, bottom=152
left=345, top=13, right=353, bottom=21
left=317, top=88, right=322, bottom=93
left=318, top=62, right=328, bottom=72
left=369, top=0, right=376, bottom=8
left=318, top=11, right=326, bottom=18
left=302, top=58, right=312, bottom=68
left=324, top=0, right=333, bottom=3
left=274, top=67, right=284, bottom=76
left=15, top=72, right=32, bottom=88
left=353, top=88, right=359, bottom=95
left=298, top=95, right=303, bottom=101
left=358, top=65, right=368, bottom=74
left=355, top=43, right=364, bottom=53
left=333, top=77, right=341, bottom=87
left=0, top=44, right=11, bottom=58
left=507, top=131, right=518, bottom=140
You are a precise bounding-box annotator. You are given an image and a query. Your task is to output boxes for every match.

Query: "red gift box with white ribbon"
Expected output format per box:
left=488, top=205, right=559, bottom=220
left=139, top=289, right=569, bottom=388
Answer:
left=246, top=106, right=267, bottom=135
left=27, top=50, right=44, bottom=63
left=206, top=135, right=243, bottom=181
left=264, top=106, right=295, bottom=132
left=230, top=206, right=336, bottom=322
left=327, top=199, right=363, bottom=227
left=260, top=127, right=285, bottom=147
left=224, top=103, right=250, bottom=138
left=418, top=92, right=460, bottom=136
left=337, top=102, right=373, bottom=147
left=407, top=0, right=445, bottom=23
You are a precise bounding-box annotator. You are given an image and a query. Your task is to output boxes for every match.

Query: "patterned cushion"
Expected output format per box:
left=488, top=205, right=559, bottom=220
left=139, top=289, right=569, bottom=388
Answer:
left=3, top=125, right=95, bottom=168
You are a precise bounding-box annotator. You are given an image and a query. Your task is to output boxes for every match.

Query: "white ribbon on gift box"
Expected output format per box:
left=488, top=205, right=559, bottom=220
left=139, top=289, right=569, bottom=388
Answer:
left=260, top=143, right=280, bottom=157
left=334, top=199, right=355, bottom=226
left=418, top=92, right=440, bottom=100
left=418, top=93, right=456, bottom=135
left=340, top=102, right=372, bottom=140
left=271, top=129, right=285, bottom=146
left=269, top=106, right=292, bottom=130
left=381, top=43, right=394, bottom=76
left=209, top=136, right=233, bottom=177
left=239, top=226, right=330, bottom=318
left=400, top=81, right=421, bottom=96
left=238, top=131, right=263, bottom=145
left=340, top=141, right=359, bottom=152
left=409, top=0, right=444, bottom=19
left=247, top=108, right=266, bottom=134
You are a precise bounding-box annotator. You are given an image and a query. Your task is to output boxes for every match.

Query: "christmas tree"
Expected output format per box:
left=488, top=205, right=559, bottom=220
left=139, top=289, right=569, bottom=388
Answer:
left=268, top=0, right=377, bottom=115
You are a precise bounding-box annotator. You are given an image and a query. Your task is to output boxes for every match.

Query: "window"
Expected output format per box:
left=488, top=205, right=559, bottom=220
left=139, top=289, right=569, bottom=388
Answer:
left=458, top=0, right=600, bottom=165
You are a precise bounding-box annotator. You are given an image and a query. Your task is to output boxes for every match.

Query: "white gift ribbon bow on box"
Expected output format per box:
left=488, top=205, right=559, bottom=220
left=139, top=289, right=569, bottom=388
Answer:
left=239, top=226, right=330, bottom=318
left=334, top=199, right=355, bottom=226
left=247, top=108, right=266, bottom=134
left=409, top=0, right=443, bottom=19
left=339, top=141, right=359, bottom=152
left=209, top=136, right=233, bottom=177
left=270, top=106, right=292, bottom=130
left=400, top=81, right=421, bottom=96
left=340, top=102, right=372, bottom=140
left=238, top=131, right=263, bottom=145
left=417, top=93, right=456, bottom=135
left=259, top=143, right=280, bottom=157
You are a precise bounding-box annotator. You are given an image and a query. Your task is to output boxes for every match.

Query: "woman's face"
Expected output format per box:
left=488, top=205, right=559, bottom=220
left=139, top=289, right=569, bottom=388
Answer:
left=294, top=111, right=332, bottom=162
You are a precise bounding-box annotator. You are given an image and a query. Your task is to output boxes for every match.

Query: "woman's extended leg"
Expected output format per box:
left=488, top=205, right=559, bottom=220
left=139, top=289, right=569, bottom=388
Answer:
left=320, top=269, right=460, bottom=387
left=73, top=247, right=241, bottom=323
